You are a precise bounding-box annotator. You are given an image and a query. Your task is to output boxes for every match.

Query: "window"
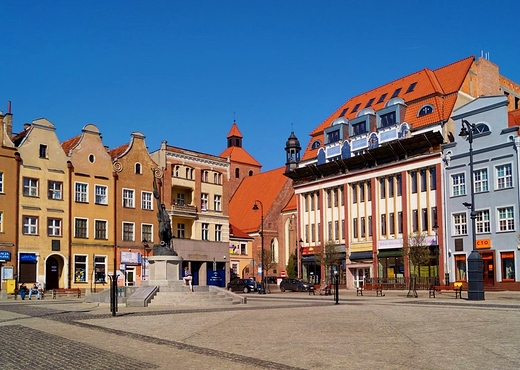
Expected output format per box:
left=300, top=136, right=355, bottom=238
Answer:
left=310, top=194, right=315, bottom=211
left=421, top=208, right=428, bottom=231
left=123, top=222, right=134, bottom=241
left=305, top=224, right=309, bottom=243
left=398, top=212, right=403, bottom=234
left=328, top=221, right=332, bottom=241
left=418, top=105, right=434, bottom=117
left=94, top=256, right=107, bottom=283
left=142, top=224, right=152, bottom=242
left=48, top=181, right=63, bottom=200
left=75, top=182, right=88, bottom=202
left=0, top=211, right=2, bottom=232
left=367, top=181, right=371, bottom=201
left=388, top=177, right=394, bottom=198
left=368, top=216, right=372, bottom=237
left=174, top=165, right=180, bottom=177
left=380, top=178, right=386, bottom=198
left=453, top=213, right=467, bottom=235
left=214, top=195, right=221, bottom=211
left=123, top=189, right=135, bottom=208
left=365, top=98, right=375, bottom=108
left=391, top=88, right=402, bottom=98
left=406, top=82, right=417, bottom=93
left=389, top=213, right=395, bottom=235
left=23, top=216, right=38, bottom=235
left=142, top=191, right=153, bottom=210
left=311, top=140, right=321, bottom=149
left=23, top=178, right=39, bottom=197
left=95, top=220, right=107, bottom=240
left=311, top=223, right=315, bottom=242
left=396, top=174, right=402, bottom=196
left=451, top=173, right=466, bottom=196
left=318, top=222, right=321, bottom=242
left=47, top=218, right=62, bottom=236
left=476, top=210, right=490, bottom=234
left=201, top=193, right=208, bottom=211
left=327, top=190, right=332, bottom=208
left=39, top=144, right=47, bottom=158
left=474, top=169, right=488, bottom=193
left=74, top=255, right=87, bottom=282
left=215, top=224, right=222, bottom=241
left=353, top=218, right=358, bottom=238
left=0, top=172, right=3, bottom=192
left=327, top=129, right=340, bottom=143
left=340, top=187, right=344, bottom=206
left=334, top=220, right=339, bottom=240
left=201, top=170, right=209, bottom=182
left=381, top=214, right=387, bottom=235
left=410, top=171, right=417, bottom=194
left=352, top=103, right=361, bottom=113
left=352, top=184, right=357, bottom=203
left=412, top=210, right=418, bottom=232
left=431, top=207, right=438, bottom=228
left=135, top=163, right=142, bottom=174
left=95, top=185, right=108, bottom=205
left=380, top=112, right=396, bottom=128
left=501, top=252, right=515, bottom=280
left=202, top=223, right=209, bottom=240
left=352, top=121, right=367, bottom=136
left=317, top=193, right=320, bottom=210
left=75, top=218, right=88, bottom=238
left=176, top=193, right=185, bottom=206
left=430, top=167, right=437, bottom=190
left=455, top=254, right=466, bottom=281
left=333, top=189, right=338, bottom=207
left=214, top=173, right=222, bottom=184
left=496, top=164, right=513, bottom=189
left=497, top=206, right=515, bottom=232
left=360, top=217, right=366, bottom=238
left=240, top=243, right=247, bottom=255
left=420, top=170, right=427, bottom=192
left=377, top=93, right=387, bottom=104
left=235, top=168, right=240, bottom=178
left=177, top=223, right=185, bottom=238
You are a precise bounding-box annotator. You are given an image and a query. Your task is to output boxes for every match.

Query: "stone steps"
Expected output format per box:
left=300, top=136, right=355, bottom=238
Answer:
left=148, top=289, right=240, bottom=307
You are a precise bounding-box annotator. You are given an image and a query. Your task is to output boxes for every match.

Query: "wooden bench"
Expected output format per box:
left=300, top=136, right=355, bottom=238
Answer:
left=428, top=285, right=462, bottom=299
left=52, top=288, right=81, bottom=299
left=14, top=288, right=44, bottom=300
left=357, top=285, right=384, bottom=297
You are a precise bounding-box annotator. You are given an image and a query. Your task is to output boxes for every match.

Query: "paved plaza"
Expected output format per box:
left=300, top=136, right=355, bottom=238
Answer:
left=1, top=289, right=520, bottom=370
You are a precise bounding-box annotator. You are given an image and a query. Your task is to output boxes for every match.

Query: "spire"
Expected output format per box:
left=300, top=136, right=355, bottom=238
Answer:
left=227, top=120, right=243, bottom=148
left=285, top=131, right=301, bottom=172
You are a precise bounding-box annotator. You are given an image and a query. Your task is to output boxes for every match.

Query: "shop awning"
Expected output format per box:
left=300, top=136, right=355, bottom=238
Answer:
left=377, top=249, right=403, bottom=258
left=350, top=251, right=373, bottom=260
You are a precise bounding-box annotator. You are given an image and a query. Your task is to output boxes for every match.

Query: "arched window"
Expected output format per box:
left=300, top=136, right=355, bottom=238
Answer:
left=249, top=170, right=253, bottom=176
left=135, top=163, right=142, bottom=174
left=311, top=140, right=321, bottom=149
left=418, top=104, right=434, bottom=117
left=235, top=168, right=240, bottom=178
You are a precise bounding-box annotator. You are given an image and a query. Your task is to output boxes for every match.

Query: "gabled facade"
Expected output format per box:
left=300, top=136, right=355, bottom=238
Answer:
left=229, top=223, right=254, bottom=279
left=110, top=132, right=159, bottom=287
left=286, top=56, right=520, bottom=289
left=151, top=141, right=230, bottom=287
left=0, top=106, right=19, bottom=292
left=15, top=118, right=70, bottom=289
left=445, top=96, right=520, bottom=289
left=62, top=124, right=116, bottom=292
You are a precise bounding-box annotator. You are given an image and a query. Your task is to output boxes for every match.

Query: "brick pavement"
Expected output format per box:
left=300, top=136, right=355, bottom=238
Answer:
left=1, top=290, right=520, bottom=369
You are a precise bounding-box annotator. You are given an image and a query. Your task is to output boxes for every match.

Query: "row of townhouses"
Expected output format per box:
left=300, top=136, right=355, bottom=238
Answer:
left=286, top=55, right=520, bottom=291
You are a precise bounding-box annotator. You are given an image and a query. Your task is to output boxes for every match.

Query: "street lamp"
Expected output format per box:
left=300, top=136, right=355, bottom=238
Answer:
left=432, top=223, right=446, bottom=286
left=459, top=119, right=485, bottom=301
left=252, top=200, right=266, bottom=294
left=142, top=239, right=152, bottom=281
left=297, top=238, right=303, bottom=279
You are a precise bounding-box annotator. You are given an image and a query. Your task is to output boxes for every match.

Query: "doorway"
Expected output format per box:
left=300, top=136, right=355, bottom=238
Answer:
left=125, top=267, right=135, bottom=286
left=45, top=256, right=61, bottom=290
left=481, top=252, right=494, bottom=286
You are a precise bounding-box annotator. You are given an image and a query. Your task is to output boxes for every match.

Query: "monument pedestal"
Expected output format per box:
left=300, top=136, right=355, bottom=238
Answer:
left=142, top=255, right=183, bottom=286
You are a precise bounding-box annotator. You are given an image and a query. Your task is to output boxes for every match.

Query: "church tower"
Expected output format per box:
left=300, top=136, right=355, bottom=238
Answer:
left=285, top=131, right=301, bottom=172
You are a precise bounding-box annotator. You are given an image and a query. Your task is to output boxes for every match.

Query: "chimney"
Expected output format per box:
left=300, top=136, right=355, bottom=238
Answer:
left=3, top=101, right=13, bottom=137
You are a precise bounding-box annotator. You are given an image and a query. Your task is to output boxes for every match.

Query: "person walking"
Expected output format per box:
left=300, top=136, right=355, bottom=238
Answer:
left=19, top=283, right=28, bottom=300
left=183, top=266, right=193, bottom=292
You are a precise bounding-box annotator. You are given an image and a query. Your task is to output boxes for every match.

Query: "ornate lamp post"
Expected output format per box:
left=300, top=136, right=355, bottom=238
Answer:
left=252, top=200, right=266, bottom=294
left=459, top=119, right=485, bottom=301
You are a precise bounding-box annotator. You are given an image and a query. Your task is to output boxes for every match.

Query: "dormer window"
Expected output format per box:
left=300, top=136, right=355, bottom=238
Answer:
left=352, top=121, right=367, bottom=136
left=418, top=104, right=434, bottom=117
left=327, top=130, right=340, bottom=143
left=380, top=112, right=397, bottom=128
left=311, top=140, right=321, bottom=149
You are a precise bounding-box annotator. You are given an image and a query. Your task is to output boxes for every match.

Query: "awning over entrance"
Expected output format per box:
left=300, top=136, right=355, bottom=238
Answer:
left=377, top=249, right=403, bottom=258
left=302, top=256, right=318, bottom=262
left=350, top=251, right=373, bottom=260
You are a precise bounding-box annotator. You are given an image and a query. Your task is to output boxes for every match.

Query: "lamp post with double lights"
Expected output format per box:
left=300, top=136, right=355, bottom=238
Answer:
left=252, top=200, right=266, bottom=294
left=459, top=119, right=485, bottom=301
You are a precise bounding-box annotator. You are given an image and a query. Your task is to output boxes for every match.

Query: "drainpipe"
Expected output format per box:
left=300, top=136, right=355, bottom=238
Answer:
left=14, top=152, right=22, bottom=282
left=67, top=161, right=74, bottom=288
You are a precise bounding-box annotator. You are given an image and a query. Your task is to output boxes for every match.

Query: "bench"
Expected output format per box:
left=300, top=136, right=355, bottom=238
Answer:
left=357, top=285, right=384, bottom=297
left=52, top=288, right=81, bottom=299
left=14, top=288, right=44, bottom=300
left=428, top=285, right=462, bottom=299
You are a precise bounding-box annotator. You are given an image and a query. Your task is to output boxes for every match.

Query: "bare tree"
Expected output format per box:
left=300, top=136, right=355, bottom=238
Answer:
left=314, top=240, right=342, bottom=284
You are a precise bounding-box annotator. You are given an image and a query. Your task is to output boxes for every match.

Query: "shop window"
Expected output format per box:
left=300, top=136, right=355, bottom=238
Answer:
left=74, top=255, right=87, bottom=282
left=455, top=254, right=466, bottom=281
left=501, top=252, right=515, bottom=280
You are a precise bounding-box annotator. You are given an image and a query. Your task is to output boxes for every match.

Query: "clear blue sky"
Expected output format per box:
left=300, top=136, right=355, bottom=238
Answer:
left=2, top=1, right=519, bottom=171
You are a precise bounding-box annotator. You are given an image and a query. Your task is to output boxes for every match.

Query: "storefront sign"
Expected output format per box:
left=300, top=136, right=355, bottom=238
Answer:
left=476, top=239, right=491, bottom=249
left=20, top=253, right=37, bottom=262
left=120, top=252, right=141, bottom=264
left=0, top=251, right=11, bottom=261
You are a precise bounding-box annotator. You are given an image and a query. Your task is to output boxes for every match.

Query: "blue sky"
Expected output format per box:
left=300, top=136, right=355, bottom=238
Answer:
left=2, top=1, right=519, bottom=171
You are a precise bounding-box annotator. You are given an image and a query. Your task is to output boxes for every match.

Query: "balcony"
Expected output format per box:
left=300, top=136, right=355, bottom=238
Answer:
left=170, top=203, right=198, bottom=218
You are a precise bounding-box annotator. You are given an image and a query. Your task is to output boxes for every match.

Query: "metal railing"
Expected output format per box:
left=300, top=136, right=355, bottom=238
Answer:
left=364, top=276, right=438, bottom=290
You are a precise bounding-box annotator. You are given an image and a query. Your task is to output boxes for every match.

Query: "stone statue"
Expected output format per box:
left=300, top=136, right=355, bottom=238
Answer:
left=153, top=174, right=177, bottom=256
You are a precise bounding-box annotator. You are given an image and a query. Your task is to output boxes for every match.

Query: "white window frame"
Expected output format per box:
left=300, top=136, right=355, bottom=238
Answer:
left=47, top=218, right=62, bottom=236
left=141, top=223, right=153, bottom=243
left=75, top=182, right=88, bottom=203
left=123, top=188, right=135, bottom=208
left=474, top=168, right=488, bottom=193
left=142, top=191, right=153, bottom=210
left=48, top=181, right=63, bottom=200
left=177, top=223, right=185, bottom=238
left=452, top=212, right=467, bottom=236
left=214, top=195, right=221, bottom=211
left=23, top=177, right=39, bottom=197
left=215, top=224, right=222, bottom=242
left=496, top=163, right=513, bottom=190
left=0, top=211, right=3, bottom=232
left=202, top=223, right=209, bottom=240
left=123, top=222, right=135, bottom=241
left=94, top=219, right=108, bottom=240
left=497, top=206, right=515, bottom=232
left=95, top=185, right=108, bottom=205
left=94, top=255, right=107, bottom=283
left=201, top=193, right=208, bottom=211
left=476, top=209, right=490, bottom=234
left=74, top=254, right=88, bottom=283
left=0, top=171, right=3, bottom=193
left=451, top=173, right=466, bottom=197
left=23, top=216, right=38, bottom=235
left=74, top=217, right=88, bottom=238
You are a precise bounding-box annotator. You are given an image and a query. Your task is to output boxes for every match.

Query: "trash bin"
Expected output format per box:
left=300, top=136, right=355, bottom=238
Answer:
left=6, top=279, right=16, bottom=295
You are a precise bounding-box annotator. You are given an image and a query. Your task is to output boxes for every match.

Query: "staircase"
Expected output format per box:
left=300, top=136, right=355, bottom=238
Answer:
left=146, top=283, right=245, bottom=307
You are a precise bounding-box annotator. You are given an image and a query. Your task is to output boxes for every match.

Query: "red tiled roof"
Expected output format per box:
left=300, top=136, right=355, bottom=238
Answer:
left=302, top=56, right=475, bottom=161
left=509, top=109, right=520, bottom=128
left=109, top=143, right=130, bottom=160
left=229, top=167, right=289, bottom=233
left=229, top=223, right=253, bottom=239
left=227, top=122, right=243, bottom=138
left=281, top=193, right=296, bottom=213
left=61, top=135, right=81, bottom=155
left=220, top=146, right=261, bottom=167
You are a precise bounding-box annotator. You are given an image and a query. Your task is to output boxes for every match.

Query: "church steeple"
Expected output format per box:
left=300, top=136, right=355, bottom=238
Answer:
left=285, top=131, right=301, bottom=172
left=227, top=120, right=243, bottom=148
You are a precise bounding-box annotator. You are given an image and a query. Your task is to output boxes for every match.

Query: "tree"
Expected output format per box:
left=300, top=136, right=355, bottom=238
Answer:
left=286, top=252, right=298, bottom=278
left=403, top=232, right=432, bottom=277
left=314, top=240, right=342, bottom=284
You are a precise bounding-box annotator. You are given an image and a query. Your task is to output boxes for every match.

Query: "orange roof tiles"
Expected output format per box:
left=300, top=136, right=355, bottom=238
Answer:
left=302, top=56, right=475, bottom=162
left=227, top=122, right=243, bottom=138
left=281, top=193, right=296, bottom=213
left=509, top=109, right=520, bottom=128
left=109, top=143, right=130, bottom=159
left=229, top=223, right=253, bottom=239
left=229, top=167, right=289, bottom=233
left=61, top=135, right=81, bottom=155
left=220, top=146, right=261, bottom=166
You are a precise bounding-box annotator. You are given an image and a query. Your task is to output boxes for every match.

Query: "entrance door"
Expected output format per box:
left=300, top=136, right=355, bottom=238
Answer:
left=482, top=253, right=495, bottom=285
left=45, top=256, right=60, bottom=290
left=354, top=268, right=370, bottom=288
left=126, top=267, right=135, bottom=286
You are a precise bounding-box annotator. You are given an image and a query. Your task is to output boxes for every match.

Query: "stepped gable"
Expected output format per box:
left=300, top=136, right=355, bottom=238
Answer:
left=229, top=167, right=288, bottom=233
left=302, top=56, right=475, bottom=162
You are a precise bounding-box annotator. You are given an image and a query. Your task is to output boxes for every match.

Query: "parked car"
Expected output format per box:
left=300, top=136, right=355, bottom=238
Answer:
left=227, top=278, right=256, bottom=293
left=279, top=278, right=314, bottom=292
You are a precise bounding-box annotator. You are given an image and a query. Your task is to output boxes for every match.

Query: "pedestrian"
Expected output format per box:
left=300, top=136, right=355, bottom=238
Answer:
left=19, top=283, right=28, bottom=300
left=183, top=266, right=193, bottom=292
left=28, top=283, right=41, bottom=300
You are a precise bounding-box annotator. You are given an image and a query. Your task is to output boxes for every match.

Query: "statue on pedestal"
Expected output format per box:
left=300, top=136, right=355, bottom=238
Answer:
left=153, top=173, right=177, bottom=256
